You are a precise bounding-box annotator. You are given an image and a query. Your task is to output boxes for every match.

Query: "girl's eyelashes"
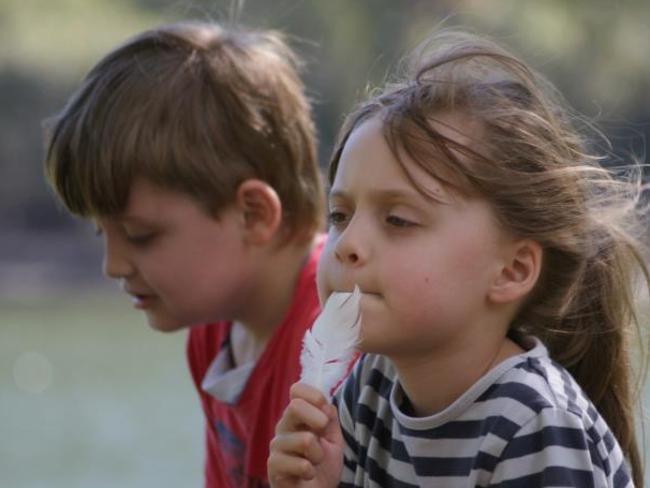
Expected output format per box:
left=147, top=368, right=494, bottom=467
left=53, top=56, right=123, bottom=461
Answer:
left=385, top=214, right=416, bottom=228
left=327, top=210, right=348, bottom=226
left=327, top=206, right=419, bottom=229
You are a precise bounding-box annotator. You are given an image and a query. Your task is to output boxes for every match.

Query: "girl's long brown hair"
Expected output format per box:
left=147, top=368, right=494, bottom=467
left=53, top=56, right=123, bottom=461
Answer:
left=329, top=31, right=649, bottom=485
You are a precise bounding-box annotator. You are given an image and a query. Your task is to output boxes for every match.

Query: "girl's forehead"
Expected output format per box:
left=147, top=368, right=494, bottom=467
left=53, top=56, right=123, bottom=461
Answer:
left=331, top=118, right=456, bottom=204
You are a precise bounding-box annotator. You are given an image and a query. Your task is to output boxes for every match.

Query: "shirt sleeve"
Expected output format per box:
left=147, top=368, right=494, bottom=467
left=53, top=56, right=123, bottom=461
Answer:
left=488, top=407, right=633, bottom=488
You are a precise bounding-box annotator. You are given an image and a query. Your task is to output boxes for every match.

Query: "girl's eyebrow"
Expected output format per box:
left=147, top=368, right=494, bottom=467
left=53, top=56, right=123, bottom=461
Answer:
left=329, top=187, right=444, bottom=205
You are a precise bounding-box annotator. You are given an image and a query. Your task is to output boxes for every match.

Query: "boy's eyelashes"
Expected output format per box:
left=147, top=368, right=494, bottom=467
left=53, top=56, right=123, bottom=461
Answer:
left=91, top=223, right=157, bottom=246
left=124, top=232, right=156, bottom=246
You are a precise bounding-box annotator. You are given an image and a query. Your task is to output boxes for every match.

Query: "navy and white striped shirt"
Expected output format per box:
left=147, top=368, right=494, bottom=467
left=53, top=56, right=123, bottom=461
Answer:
left=333, top=337, right=632, bottom=487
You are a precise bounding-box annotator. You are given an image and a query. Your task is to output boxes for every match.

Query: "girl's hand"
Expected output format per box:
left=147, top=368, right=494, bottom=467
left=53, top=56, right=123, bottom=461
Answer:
left=268, top=383, right=344, bottom=488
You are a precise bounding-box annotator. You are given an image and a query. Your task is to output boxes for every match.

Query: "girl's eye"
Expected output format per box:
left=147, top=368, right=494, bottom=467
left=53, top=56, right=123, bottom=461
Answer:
left=386, top=215, right=415, bottom=228
left=327, top=211, right=348, bottom=226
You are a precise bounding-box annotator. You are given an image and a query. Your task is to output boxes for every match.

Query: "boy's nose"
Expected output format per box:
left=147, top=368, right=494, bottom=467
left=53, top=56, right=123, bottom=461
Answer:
left=102, top=239, right=134, bottom=279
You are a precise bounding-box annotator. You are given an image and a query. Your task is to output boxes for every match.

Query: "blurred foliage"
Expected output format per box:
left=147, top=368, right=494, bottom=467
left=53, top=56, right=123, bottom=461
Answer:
left=1, top=0, right=648, bottom=233
left=0, top=0, right=164, bottom=80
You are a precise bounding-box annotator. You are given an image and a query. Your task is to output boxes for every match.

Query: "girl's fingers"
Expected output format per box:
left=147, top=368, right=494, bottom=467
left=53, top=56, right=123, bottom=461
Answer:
left=270, top=431, right=324, bottom=465
left=276, top=397, right=330, bottom=434
left=269, top=382, right=339, bottom=487
left=267, top=432, right=316, bottom=480
left=322, top=403, right=343, bottom=443
left=268, top=449, right=315, bottom=481
left=289, top=382, right=327, bottom=407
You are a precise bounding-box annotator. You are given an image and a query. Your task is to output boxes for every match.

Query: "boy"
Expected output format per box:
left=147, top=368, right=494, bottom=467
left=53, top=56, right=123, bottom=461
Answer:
left=44, top=21, right=324, bottom=488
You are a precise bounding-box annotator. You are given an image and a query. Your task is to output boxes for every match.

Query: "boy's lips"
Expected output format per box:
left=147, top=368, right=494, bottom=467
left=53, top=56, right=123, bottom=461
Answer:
left=124, top=287, right=156, bottom=309
left=130, top=294, right=157, bottom=309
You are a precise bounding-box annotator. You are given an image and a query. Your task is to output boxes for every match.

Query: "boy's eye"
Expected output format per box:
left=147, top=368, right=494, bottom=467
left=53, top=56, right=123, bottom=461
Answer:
left=386, top=215, right=415, bottom=228
left=126, top=233, right=155, bottom=246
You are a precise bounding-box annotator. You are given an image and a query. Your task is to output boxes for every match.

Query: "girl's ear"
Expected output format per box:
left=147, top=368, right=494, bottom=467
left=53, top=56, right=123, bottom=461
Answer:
left=488, top=239, right=542, bottom=305
left=235, top=179, right=282, bottom=245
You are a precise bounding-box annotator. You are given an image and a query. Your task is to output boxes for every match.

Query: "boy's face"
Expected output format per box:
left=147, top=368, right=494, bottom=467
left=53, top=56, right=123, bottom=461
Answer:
left=95, top=178, right=255, bottom=332
left=317, top=117, right=512, bottom=360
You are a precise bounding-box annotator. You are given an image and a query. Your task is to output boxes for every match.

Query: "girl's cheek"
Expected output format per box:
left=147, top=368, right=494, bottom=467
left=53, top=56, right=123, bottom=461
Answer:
left=316, top=256, right=333, bottom=304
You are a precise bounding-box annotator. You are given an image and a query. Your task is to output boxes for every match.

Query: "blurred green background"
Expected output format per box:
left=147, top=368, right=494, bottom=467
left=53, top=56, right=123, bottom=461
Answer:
left=1, top=0, right=649, bottom=486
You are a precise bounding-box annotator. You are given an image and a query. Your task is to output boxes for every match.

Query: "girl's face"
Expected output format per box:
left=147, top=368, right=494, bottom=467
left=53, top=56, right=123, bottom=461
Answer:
left=317, top=117, right=513, bottom=360
left=95, top=178, right=256, bottom=332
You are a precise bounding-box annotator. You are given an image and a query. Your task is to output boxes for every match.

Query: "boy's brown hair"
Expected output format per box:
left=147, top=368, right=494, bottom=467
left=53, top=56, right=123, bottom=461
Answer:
left=45, top=21, right=323, bottom=242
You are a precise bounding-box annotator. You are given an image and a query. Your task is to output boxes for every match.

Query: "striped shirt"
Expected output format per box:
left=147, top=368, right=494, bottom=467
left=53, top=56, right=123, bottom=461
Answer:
left=333, top=337, right=633, bottom=487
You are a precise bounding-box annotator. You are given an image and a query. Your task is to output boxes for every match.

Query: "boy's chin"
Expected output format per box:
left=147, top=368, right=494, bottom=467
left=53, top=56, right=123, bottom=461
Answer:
left=143, top=313, right=187, bottom=333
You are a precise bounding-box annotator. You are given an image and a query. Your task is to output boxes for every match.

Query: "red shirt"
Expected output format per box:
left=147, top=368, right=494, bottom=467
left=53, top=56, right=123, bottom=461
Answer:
left=186, top=241, right=322, bottom=488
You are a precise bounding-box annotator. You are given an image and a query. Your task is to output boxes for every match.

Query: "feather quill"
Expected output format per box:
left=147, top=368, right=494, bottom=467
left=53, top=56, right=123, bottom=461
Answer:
left=299, top=285, right=361, bottom=399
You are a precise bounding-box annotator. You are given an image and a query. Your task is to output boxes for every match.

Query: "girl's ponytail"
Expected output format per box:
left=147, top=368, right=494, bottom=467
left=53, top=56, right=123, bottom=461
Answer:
left=534, top=224, right=648, bottom=486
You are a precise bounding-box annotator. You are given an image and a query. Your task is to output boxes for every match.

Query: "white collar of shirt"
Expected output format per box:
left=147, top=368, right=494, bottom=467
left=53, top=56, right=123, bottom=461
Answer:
left=201, top=339, right=256, bottom=404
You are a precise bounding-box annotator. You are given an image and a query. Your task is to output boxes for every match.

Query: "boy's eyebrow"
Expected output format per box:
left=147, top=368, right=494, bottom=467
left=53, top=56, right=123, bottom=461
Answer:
left=119, top=214, right=160, bottom=226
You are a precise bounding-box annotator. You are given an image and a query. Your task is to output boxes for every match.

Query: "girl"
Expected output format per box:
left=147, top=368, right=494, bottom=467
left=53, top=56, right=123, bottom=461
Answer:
left=267, top=31, right=649, bottom=487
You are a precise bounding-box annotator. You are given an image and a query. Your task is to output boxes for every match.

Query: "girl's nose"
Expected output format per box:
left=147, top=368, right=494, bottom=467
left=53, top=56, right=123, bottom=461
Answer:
left=333, top=221, right=367, bottom=266
left=335, top=245, right=360, bottom=264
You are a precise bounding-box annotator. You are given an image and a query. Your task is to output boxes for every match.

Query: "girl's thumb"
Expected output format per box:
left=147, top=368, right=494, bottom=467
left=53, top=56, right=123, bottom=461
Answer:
left=323, top=403, right=344, bottom=446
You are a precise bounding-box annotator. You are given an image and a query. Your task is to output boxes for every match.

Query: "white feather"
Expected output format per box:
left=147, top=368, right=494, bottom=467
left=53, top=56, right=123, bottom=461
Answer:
left=299, top=285, right=361, bottom=399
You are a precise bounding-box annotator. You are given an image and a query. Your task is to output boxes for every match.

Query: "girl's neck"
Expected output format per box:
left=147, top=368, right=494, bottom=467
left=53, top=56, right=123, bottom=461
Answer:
left=391, top=335, right=524, bottom=417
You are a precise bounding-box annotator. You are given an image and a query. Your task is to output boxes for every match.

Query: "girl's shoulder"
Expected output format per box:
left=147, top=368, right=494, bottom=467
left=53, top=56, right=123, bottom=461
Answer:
left=337, top=342, right=607, bottom=435
left=483, top=338, right=587, bottom=416
left=488, top=347, right=630, bottom=486
left=484, top=338, right=613, bottom=442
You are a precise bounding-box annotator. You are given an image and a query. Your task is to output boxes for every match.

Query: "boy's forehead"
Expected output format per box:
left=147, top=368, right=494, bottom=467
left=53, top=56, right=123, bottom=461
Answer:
left=125, top=178, right=186, bottom=205
left=119, top=178, right=192, bottom=217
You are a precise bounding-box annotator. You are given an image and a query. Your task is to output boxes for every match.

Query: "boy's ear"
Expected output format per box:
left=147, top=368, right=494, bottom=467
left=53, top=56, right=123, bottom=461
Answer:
left=488, top=239, right=542, bottom=305
left=235, top=179, right=282, bottom=245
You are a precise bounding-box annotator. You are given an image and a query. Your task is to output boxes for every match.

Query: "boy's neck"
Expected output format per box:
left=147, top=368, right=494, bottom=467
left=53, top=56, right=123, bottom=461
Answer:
left=233, top=234, right=317, bottom=346
left=390, top=324, right=523, bottom=417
